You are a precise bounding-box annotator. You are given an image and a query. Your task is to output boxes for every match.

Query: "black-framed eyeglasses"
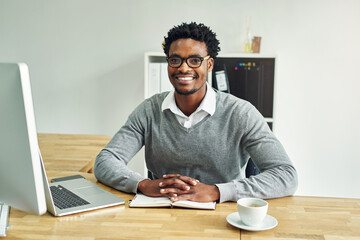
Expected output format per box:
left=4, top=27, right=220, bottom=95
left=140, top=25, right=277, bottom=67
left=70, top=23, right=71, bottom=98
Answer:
left=166, top=55, right=210, bottom=68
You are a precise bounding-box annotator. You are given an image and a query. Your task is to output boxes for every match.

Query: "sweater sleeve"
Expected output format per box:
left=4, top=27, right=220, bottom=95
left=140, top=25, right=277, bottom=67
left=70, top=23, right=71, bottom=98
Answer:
left=217, top=106, right=298, bottom=203
left=93, top=101, right=149, bottom=193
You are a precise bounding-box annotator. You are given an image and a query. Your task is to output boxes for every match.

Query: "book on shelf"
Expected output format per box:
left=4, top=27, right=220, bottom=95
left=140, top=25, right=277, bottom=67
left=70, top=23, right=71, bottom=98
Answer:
left=129, top=194, right=216, bottom=210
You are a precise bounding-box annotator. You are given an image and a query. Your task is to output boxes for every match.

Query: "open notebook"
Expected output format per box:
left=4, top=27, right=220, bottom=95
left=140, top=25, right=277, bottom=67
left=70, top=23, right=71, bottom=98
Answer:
left=129, top=194, right=216, bottom=210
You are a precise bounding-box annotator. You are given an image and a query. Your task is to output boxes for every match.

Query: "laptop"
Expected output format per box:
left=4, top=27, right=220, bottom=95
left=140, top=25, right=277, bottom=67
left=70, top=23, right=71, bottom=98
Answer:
left=0, top=62, right=125, bottom=217
left=41, top=154, right=125, bottom=216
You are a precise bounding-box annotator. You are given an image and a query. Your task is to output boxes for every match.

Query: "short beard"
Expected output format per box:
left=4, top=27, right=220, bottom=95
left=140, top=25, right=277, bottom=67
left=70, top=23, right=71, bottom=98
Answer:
left=173, top=69, right=208, bottom=96
left=174, top=87, right=198, bottom=95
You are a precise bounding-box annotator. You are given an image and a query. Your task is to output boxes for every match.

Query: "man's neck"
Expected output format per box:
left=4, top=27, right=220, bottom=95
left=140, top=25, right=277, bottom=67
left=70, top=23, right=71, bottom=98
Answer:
left=174, top=85, right=207, bottom=117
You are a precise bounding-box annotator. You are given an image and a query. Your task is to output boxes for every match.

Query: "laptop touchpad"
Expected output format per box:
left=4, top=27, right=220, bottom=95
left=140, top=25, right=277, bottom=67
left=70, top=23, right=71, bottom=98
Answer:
left=76, top=186, right=105, bottom=196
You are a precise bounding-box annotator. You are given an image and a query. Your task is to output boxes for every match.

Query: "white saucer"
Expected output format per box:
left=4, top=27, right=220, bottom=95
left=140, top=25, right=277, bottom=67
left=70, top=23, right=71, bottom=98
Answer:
left=226, top=212, right=278, bottom=231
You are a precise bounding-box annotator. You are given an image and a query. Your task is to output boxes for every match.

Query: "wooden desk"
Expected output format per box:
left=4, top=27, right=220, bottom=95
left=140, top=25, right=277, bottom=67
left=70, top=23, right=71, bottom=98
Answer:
left=38, top=133, right=111, bottom=173
left=6, top=134, right=360, bottom=239
left=7, top=171, right=240, bottom=240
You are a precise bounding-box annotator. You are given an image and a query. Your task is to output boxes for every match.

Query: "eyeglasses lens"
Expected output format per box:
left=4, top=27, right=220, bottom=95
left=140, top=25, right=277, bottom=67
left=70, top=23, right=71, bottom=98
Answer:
left=168, top=57, right=202, bottom=68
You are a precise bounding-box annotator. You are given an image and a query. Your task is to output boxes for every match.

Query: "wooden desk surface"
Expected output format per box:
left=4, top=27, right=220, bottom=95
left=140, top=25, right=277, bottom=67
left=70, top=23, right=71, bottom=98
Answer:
left=38, top=133, right=111, bottom=173
left=6, top=134, right=360, bottom=239
left=8, top=171, right=240, bottom=240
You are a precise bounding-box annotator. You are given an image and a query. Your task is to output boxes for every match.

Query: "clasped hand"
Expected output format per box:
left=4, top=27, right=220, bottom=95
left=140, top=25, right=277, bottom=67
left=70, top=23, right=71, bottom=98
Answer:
left=137, top=174, right=219, bottom=202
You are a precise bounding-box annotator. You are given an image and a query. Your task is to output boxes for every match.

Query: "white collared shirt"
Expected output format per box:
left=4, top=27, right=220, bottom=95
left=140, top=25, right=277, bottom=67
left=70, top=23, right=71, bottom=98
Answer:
left=161, top=83, right=216, bottom=128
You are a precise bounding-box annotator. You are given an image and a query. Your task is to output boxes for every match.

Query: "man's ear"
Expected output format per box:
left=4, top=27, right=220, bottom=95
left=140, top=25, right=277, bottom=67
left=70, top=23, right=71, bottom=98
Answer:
left=208, top=58, right=214, bottom=72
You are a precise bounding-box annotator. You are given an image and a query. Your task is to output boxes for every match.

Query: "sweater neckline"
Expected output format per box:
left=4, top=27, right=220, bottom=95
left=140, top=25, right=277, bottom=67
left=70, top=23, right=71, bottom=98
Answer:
left=166, top=109, right=212, bottom=133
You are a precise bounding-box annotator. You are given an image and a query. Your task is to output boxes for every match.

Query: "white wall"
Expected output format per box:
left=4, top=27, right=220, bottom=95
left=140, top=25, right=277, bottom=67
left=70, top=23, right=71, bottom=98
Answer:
left=1, top=0, right=359, bottom=198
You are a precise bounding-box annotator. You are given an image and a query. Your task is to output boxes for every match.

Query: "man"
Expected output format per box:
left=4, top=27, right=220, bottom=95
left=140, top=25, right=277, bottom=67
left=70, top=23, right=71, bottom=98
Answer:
left=94, top=22, right=298, bottom=203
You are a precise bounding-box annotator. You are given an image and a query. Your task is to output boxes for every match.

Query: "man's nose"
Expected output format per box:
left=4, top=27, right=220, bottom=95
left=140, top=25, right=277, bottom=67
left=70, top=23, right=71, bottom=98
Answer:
left=178, top=59, right=192, bottom=72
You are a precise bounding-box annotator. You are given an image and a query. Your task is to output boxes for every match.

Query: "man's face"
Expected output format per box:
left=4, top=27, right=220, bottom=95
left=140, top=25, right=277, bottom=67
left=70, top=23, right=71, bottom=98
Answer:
left=167, top=38, right=214, bottom=96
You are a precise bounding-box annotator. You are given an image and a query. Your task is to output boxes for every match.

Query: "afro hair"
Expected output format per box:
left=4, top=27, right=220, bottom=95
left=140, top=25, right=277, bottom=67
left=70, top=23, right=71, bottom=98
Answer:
left=163, top=22, right=220, bottom=58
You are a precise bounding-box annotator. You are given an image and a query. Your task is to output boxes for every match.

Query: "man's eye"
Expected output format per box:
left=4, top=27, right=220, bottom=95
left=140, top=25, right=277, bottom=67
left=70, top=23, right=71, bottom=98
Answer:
left=189, top=58, right=201, bottom=64
left=170, top=58, right=181, bottom=64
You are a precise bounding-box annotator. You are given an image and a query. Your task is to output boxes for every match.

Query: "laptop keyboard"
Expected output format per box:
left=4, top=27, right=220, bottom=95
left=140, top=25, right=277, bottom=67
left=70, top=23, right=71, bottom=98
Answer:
left=50, top=185, right=90, bottom=209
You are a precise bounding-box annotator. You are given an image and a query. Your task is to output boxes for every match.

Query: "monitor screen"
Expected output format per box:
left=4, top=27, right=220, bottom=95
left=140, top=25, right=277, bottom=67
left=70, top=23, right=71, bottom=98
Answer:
left=0, top=63, right=47, bottom=215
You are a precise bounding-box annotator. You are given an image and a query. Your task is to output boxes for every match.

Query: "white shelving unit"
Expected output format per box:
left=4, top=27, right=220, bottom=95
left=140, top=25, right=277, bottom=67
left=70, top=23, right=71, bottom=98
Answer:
left=144, top=52, right=168, bottom=99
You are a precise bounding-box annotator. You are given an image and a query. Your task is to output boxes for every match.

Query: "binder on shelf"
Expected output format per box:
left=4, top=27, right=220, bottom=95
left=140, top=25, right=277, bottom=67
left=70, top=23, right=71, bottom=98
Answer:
left=148, top=63, right=161, bottom=98
left=160, top=63, right=173, bottom=92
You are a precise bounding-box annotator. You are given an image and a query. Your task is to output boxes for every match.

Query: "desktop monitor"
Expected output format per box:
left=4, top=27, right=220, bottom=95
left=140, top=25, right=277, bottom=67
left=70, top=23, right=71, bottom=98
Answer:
left=0, top=63, right=47, bottom=215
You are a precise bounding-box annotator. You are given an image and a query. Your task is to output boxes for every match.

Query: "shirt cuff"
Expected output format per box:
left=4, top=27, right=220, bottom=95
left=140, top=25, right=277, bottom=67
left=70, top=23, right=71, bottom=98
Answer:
left=127, top=173, right=147, bottom=193
left=215, top=182, right=237, bottom=203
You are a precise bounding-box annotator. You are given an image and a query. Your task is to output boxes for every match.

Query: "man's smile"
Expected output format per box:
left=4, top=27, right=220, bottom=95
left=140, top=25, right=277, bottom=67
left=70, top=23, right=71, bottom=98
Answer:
left=177, top=76, right=194, bottom=81
left=173, top=74, right=198, bottom=83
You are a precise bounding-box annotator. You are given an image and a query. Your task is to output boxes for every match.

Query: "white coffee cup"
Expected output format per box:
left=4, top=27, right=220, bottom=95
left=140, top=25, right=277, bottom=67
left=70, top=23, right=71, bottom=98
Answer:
left=237, top=198, right=268, bottom=226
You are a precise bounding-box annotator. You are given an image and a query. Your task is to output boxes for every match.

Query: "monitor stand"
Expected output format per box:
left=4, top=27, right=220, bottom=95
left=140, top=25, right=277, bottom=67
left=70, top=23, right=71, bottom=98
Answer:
left=0, top=202, right=10, bottom=237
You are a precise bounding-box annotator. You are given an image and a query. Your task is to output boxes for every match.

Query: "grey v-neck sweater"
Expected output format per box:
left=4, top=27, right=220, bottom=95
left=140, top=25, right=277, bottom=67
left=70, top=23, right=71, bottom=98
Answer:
left=94, top=91, right=297, bottom=202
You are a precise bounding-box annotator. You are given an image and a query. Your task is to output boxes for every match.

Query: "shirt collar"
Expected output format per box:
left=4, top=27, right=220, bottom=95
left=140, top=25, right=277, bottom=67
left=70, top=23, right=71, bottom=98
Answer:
left=161, top=82, right=216, bottom=116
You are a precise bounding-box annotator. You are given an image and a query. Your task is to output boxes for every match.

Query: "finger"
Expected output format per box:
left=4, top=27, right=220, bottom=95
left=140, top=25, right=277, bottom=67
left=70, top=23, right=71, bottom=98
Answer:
left=177, top=176, right=198, bottom=186
left=168, top=193, right=177, bottom=198
left=160, top=188, right=189, bottom=195
left=162, top=174, right=199, bottom=186
left=170, top=193, right=193, bottom=202
left=162, top=174, right=180, bottom=179
left=159, top=182, right=191, bottom=191
left=159, top=178, right=190, bottom=188
left=166, top=183, right=191, bottom=191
